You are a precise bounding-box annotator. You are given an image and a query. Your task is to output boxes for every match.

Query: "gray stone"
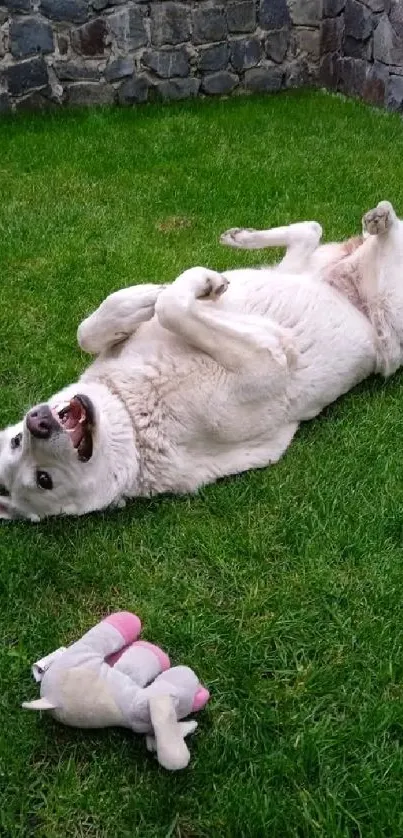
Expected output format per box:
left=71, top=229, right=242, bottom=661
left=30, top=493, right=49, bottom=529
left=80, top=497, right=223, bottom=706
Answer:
left=230, top=37, right=261, bottom=71
left=143, top=47, right=190, bottom=79
left=374, top=14, right=403, bottom=65
left=91, top=0, right=107, bottom=9
left=71, top=18, right=107, bottom=56
left=7, top=55, right=48, bottom=95
left=198, top=43, right=229, bottom=72
left=288, top=0, right=322, bottom=26
left=66, top=81, right=115, bottom=105
left=389, top=0, right=403, bottom=38
left=321, top=16, right=344, bottom=54
left=362, top=60, right=388, bottom=104
left=323, top=0, right=345, bottom=15
left=156, top=77, right=200, bottom=100
left=285, top=58, right=311, bottom=86
left=150, top=3, right=190, bottom=46
left=201, top=71, right=238, bottom=95
left=244, top=65, right=284, bottom=91
left=15, top=86, right=56, bottom=109
left=54, top=59, right=101, bottom=80
left=338, top=55, right=366, bottom=95
left=40, top=0, right=88, bottom=23
left=0, top=31, right=5, bottom=58
left=264, top=28, right=288, bottom=63
left=344, top=0, right=373, bottom=40
left=4, top=0, right=30, bottom=12
left=227, top=1, right=256, bottom=33
left=192, top=5, right=227, bottom=45
left=0, top=91, right=10, bottom=112
left=294, top=27, right=320, bottom=58
left=344, top=35, right=370, bottom=59
left=361, top=0, right=386, bottom=11
left=10, top=16, right=53, bottom=58
left=104, top=56, right=134, bottom=82
left=319, top=51, right=340, bottom=87
left=57, top=34, right=69, bottom=54
left=108, top=7, right=147, bottom=51
left=0, top=8, right=9, bottom=22
left=387, top=73, right=403, bottom=110
left=259, top=0, right=290, bottom=30
left=118, top=75, right=149, bottom=104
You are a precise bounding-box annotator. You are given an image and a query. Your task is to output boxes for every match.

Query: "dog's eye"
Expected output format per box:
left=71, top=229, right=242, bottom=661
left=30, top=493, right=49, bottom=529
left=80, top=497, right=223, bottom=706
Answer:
left=36, top=470, right=53, bottom=491
left=11, top=433, right=22, bottom=450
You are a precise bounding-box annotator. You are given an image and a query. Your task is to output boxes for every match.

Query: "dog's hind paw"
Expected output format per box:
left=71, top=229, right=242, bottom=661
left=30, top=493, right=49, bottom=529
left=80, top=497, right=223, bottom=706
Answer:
left=220, top=228, right=256, bottom=249
left=363, top=201, right=397, bottom=236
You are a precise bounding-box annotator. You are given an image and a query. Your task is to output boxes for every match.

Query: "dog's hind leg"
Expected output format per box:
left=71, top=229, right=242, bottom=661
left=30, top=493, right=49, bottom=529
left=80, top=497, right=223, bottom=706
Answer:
left=220, top=220, right=323, bottom=272
left=77, top=284, right=165, bottom=354
left=360, top=201, right=403, bottom=376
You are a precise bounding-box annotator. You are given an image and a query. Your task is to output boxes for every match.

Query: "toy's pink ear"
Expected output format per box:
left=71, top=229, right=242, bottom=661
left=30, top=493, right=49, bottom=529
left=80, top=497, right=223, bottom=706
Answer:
left=22, top=698, right=56, bottom=711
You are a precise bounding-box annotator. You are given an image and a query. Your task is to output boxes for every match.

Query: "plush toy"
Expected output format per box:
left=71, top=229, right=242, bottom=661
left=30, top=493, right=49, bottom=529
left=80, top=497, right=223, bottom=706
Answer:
left=22, top=612, right=210, bottom=770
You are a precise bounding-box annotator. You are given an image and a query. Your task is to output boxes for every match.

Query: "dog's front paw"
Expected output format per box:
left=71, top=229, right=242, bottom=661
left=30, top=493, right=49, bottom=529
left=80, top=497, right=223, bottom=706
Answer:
left=196, top=270, right=229, bottom=300
left=174, top=267, right=229, bottom=300
left=363, top=201, right=397, bottom=236
left=220, top=228, right=256, bottom=248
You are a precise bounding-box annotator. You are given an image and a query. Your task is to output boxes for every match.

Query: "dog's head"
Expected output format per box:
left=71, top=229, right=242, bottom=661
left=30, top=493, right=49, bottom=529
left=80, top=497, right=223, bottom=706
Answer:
left=0, top=383, right=137, bottom=521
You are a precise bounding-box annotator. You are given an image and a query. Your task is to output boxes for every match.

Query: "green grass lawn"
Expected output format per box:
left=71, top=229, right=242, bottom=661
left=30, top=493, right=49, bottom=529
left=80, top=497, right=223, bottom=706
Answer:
left=2, top=90, right=403, bottom=837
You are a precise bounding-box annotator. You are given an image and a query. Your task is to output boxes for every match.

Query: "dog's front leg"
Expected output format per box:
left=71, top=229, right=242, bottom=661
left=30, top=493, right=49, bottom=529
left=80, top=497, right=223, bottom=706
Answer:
left=155, top=267, right=297, bottom=372
left=77, top=284, right=166, bottom=355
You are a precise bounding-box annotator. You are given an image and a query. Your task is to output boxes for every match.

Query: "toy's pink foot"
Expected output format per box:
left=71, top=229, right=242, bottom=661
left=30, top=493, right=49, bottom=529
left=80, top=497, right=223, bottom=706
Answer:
left=192, top=686, right=210, bottom=712
left=105, top=611, right=143, bottom=667
left=104, top=612, right=142, bottom=644
left=134, top=641, right=170, bottom=671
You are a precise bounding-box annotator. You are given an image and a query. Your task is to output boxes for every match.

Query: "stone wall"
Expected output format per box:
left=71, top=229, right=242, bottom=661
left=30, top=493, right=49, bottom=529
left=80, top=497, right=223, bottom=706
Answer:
left=320, top=1, right=403, bottom=111
left=0, top=0, right=323, bottom=111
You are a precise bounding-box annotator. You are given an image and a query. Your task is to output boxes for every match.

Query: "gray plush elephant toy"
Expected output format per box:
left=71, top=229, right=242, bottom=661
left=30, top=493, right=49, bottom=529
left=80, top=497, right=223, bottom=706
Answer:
left=23, top=611, right=210, bottom=770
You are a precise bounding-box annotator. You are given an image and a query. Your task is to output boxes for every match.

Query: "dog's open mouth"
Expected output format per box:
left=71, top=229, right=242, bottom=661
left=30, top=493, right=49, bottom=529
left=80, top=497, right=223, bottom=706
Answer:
left=55, top=394, right=94, bottom=462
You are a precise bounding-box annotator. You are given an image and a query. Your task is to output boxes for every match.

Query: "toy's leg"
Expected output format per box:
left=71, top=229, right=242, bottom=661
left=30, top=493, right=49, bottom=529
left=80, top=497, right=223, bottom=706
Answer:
left=112, top=641, right=170, bottom=687
left=73, top=612, right=142, bottom=661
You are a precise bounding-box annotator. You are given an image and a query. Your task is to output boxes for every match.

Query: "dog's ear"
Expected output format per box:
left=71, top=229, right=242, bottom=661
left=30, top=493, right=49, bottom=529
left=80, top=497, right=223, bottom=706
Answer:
left=0, top=497, right=40, bottom=522
left=0, top=428, right=8, bottom=458
left=22, top=698, right=56, bottom=711
left=0, top=424, right=27, bottom=522
left=0, top=495, right=20, bottom=520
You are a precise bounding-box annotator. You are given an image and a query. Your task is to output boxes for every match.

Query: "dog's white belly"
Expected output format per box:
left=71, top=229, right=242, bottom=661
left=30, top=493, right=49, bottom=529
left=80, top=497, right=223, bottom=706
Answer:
left=220, top=269, right=377, bottom=419
left=130, top=267, right=376, bottom=422
left=84, top=269, right=377, bottom=493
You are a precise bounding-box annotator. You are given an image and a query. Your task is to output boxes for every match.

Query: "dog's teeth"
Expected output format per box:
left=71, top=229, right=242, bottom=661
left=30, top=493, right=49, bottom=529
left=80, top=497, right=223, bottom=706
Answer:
left=57, top=401, right=70, bottom=415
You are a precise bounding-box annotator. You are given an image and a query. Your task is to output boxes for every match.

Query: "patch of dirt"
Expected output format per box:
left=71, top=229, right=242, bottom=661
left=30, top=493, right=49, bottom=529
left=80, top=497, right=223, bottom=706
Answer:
left=156, top=216, right=193, bottom=233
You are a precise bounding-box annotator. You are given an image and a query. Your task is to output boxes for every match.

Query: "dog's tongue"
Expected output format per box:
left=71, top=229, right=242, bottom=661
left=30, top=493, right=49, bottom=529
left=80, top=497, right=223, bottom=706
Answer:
left=59, top=398, right=86, bottom=448
left=65, top=399, right=84, bottom=428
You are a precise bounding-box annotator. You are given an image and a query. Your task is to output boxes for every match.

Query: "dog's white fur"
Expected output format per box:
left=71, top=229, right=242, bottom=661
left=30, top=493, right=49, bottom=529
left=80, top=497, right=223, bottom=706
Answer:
left=1, top=200, right=402, bottom=522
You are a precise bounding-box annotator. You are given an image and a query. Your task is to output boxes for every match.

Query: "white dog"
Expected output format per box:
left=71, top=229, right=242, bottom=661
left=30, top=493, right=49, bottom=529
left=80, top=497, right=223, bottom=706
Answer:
left=1, top=200, right=401, bottom=522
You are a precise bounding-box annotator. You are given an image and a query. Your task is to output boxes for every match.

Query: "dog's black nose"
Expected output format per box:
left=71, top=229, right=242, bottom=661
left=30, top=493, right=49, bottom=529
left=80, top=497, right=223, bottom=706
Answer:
left=26, top=405, right=58, bottom=440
